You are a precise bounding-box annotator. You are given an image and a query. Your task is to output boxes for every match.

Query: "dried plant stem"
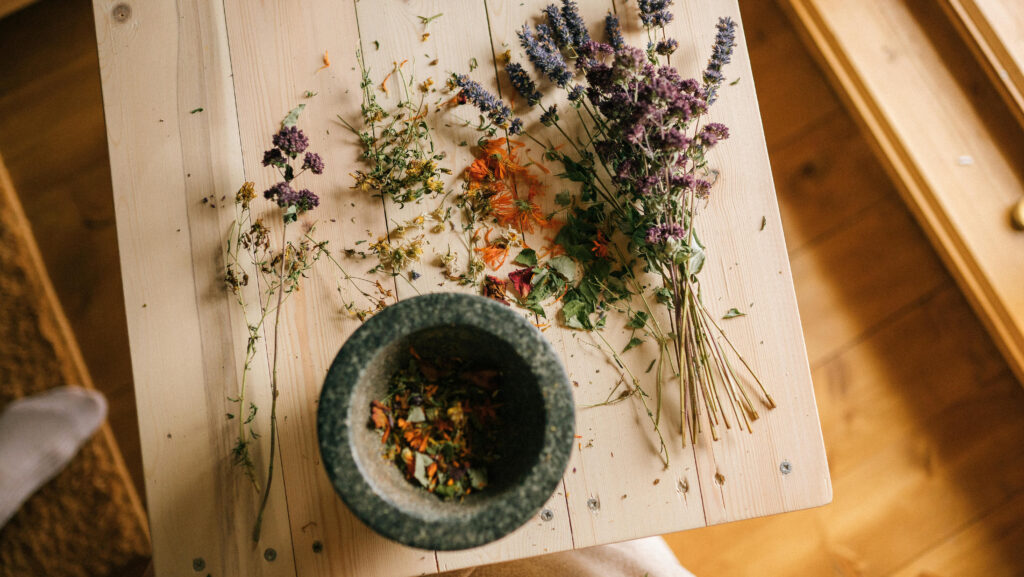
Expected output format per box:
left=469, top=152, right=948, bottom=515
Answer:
left=252, top=222, right=288, bottom=543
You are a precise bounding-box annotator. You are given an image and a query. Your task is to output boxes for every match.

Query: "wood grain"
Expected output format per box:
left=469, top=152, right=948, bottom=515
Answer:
left=92, top=0, right=829, bottom=574
left=781, top=0, right=1024, bottom=387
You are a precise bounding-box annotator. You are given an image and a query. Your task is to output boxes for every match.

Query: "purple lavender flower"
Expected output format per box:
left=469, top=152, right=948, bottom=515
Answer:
left=638, top=0, right=674, bottom=28
left=518, top=24, right=573, bottom=87
left=262, top=147, right=286, bottom=168
left=302, top=152, right=325, bottom=175
left=543, top=4, right=572, bottom=48
left=704, top=16, right=736, bottom=103
left=568, top=84, right=585, bottom=103
left=560, top=0, right=590, bottom=50
left=272, top=126, right=309, bottom=156
left=509, top=118, right=524, bottom=135
left=506, top=62, right=542, bottom=106
left=655, top=38, right=678, bottom=56
left=454, top=74, right=520, bottom=134
left=605, top=13, right=625, bottom=50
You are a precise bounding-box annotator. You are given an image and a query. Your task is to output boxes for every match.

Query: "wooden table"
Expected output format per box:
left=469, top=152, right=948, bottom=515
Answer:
left=91, top=1, right=831, bottom=575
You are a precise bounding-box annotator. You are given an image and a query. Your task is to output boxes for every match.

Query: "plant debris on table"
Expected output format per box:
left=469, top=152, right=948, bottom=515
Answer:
left=370, top=350, right=502, bottom=500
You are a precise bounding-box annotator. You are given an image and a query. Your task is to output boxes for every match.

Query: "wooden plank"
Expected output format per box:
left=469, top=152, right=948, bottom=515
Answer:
left=780, top=0, right=1024, bottom=386
left=940, top=0, right=1024, bottom=130
left=91, top=0, right=296, bottom=575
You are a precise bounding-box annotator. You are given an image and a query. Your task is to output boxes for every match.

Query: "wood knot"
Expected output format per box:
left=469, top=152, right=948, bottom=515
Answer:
left=112, top=3, right=131, bottom=23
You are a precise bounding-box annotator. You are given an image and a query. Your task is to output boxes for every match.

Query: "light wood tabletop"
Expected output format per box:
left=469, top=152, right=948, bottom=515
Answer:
left=91, top=0, right=830, bottom=575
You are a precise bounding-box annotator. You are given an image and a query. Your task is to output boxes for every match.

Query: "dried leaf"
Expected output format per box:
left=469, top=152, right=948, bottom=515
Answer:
left=722, top=307, right=746, bottom=319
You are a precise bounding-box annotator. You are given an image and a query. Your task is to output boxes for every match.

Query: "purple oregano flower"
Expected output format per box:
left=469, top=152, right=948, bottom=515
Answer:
left=262, top=124, right=323, bottom=222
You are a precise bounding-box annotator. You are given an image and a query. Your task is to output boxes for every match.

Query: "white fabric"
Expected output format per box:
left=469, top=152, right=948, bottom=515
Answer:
left=441, top=536, right=695, bottom=577
left=0, top=386, right=106, bottom=528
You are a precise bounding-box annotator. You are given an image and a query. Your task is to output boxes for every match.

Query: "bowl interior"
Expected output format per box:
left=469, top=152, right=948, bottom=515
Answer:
left=347, top=324, right=547, bottom=518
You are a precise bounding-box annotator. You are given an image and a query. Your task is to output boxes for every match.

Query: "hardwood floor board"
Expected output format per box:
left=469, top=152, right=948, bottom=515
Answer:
left=737, top=0, right=840, bottom=149
left=771, top=110, right=893, bottom=255
left=789, top=196, right=949, bottom=365
left=888, top=489, right=1024, bottom=577
left=0, top=0, right=141, bottom=494
left=669, top=370, right=1024, bottom=576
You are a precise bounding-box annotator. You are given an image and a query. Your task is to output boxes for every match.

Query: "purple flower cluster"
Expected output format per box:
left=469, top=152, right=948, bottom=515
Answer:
left=302, top=152, right=325, bottom=174
left=261, top=124, right=323, bottom=222
left=638, top=0, right=674, bottom=28
left=699, top=123, right=730, bottom=146
left=454, top=74, right=521, bottom=134
left=704, top=17, right=736, bottom=103
left=645, top=223, right=687, bottom=245
left=605, top=13, right=625, bottom=50
left=263, top=181, right=320, bottom=212
left=272, top=126, right=309, bottom=157
left=506, top=62, right=542, bottom=107
left=518, top=24, right=573, bottom=87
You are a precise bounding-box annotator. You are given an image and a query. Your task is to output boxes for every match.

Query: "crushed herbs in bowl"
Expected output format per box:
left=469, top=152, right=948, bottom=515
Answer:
left=370, top=351, right=502, bottom=500
left=317, top=293, right=573, bottom=550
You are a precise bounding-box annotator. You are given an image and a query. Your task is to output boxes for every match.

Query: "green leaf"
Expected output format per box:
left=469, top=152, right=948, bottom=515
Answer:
left=555, top=191, right=572, bottom=206
left=190, top=107, right=204, bottom=114
left=722, top=307, right=746, bottom=319
left=407, top=406, right=426, bottom=423
left=547, top=255, right=577, bottom=282
left=760, top=216, right=767, bottom=231
left=512, top=248, right=537, bottom=267
left=413, top=452, right=433, bottom=487
left=627, top=311, right=649, bottom=329
left=281, top=103, right=306, bottom=128
left=561, top=296, right=593, bottom=330
left=468, top=467, right=487, bottom=490
left=687, top=246, right=705, bottom=275
left=622, top=337, right=644, bottom=353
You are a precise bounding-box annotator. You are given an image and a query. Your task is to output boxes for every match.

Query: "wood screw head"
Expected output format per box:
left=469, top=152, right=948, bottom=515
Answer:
left=539, top=508, right=554, bottom=522
left=780, top=460, right=792, bottom=475
left=263, top=548, right=277, bottom=562
left=111, top=3, right=131, bottom=22
left=191, top=558, right=205, bottom=572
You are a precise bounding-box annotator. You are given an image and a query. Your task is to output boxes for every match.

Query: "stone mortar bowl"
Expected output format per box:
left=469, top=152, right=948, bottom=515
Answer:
left=317, top=293, right=575, bottom=550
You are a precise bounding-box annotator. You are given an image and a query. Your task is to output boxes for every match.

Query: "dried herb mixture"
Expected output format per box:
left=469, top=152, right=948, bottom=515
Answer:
left=370, top=350, right=502, bottom=500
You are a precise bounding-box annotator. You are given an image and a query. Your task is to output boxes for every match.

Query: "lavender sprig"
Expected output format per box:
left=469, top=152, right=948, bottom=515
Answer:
left=638, top=0, right=674, bottom=27
left=560, top=0, right=591, bottom=50
left=453, top=74, right=521, bottom=134
left=506, top=62, right=542, bottom=107
left=703, top=16, right=736, bottom=104
left=543, top=4, right=572, bottom=48
left=518, top=24, right=573, bottom=87
left=605, top=13, right=626, bottom=50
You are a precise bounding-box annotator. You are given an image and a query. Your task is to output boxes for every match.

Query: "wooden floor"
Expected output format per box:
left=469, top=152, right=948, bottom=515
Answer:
left=0, top=0, right=1021, bottom=575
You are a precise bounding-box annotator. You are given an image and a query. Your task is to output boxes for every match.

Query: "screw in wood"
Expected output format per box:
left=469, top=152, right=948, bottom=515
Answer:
left=539, top=509, right=554, bottom=522
left=780, top=460, right=792, bottom=475
left=191, top=558, right=205, bottom=572
left=111, top=3, right=131, bottom=22
left=263, top=548, right=277, bottom=562
left=586, top=497, right=600, bottom=512
left=312, top=540, right=324, bottom=553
